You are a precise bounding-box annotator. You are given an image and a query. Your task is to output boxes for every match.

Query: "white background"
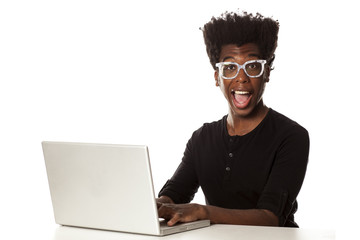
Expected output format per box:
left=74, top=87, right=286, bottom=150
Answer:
left=0, top=0, right=358, bottom=239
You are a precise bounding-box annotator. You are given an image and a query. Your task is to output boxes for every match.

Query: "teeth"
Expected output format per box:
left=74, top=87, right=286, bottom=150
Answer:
left=233, top=90, right=250, bottom=95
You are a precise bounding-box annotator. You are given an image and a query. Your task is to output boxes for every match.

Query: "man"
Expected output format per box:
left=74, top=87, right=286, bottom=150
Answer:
left=157, top=11, right=309, bottom=227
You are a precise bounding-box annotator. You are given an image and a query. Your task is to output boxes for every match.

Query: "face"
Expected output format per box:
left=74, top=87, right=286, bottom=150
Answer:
left=215, top=43, right=270, bottom=119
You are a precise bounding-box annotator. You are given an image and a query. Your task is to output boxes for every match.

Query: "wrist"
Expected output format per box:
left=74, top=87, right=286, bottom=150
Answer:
left=196, top=204, right=209, bottom=220
left=157, top=195, right=174, bottom=204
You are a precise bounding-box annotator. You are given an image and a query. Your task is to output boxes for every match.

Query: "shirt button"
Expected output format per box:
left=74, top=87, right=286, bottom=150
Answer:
left=226, top=167, right=231, bottom=171
left=229, top=152, right=233, bottom=158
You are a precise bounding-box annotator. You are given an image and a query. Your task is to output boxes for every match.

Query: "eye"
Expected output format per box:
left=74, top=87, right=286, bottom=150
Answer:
left=247, top=63, right=258, bottom=69
left=245, top=61, right=263, bottom=77
left=223, top=63, right=237, bottom=71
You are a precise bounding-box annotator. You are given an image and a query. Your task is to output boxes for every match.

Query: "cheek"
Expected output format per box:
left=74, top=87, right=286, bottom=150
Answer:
left=218, top=80, right=231, bottom=99
left=256, top=81, right=267, bottom=100
left=220, top=79, right=227, bottom=90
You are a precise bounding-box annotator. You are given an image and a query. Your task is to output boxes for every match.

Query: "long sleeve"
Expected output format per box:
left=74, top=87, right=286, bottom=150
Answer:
left=256, top=124, right=310, bottom=226
left=158, top=134, right=200, bottom=204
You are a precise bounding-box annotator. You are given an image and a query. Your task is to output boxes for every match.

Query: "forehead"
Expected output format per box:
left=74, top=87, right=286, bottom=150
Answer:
left=219, top=43, right=261, bottom=62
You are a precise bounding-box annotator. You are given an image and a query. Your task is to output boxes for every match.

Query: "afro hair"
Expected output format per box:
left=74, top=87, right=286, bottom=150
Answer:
left=201, top=11, right=279, bottom=70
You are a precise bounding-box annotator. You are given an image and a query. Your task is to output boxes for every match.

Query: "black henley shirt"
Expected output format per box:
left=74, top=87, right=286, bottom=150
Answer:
left=158, top=109, right=309, bottom=227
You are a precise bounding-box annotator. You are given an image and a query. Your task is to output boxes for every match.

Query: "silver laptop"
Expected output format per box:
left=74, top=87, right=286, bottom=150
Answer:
left=42, top=141, right=210, bottom=236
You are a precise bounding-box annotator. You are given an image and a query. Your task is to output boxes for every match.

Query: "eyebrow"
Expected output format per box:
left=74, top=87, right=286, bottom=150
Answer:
left=221, top=53, right=261, bottom=62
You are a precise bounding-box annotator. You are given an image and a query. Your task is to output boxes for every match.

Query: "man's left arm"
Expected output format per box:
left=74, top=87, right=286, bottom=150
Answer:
left=158, top=202, right=278, bottom=226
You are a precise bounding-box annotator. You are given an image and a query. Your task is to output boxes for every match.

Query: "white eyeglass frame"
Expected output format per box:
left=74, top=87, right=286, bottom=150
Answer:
left=215, top=59, right=267, bottom=79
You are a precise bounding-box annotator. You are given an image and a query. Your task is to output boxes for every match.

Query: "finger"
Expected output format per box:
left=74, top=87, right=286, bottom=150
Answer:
left=157, top=205, right=165, bottom=218
left=158, top=205, right=172, bottom=220
left=167, top=213, right=181, bottom=227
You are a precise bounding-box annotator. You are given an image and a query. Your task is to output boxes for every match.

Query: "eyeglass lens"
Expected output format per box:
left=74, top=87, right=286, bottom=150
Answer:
left=222, top=62, right=263, bottom=78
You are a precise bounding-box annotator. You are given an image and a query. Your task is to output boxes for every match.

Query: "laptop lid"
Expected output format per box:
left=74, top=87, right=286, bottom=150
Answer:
left=42, top=141, right=210, bottom=236
left=42, top=141, right=162, bottom=235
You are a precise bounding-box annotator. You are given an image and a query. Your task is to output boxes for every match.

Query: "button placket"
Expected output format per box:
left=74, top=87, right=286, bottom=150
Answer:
left=224, top=150, right=234, bottom=180
left=224, top=136, right=236, bottom=181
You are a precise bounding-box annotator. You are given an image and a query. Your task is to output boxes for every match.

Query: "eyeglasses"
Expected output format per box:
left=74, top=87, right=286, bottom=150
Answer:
left=215, top=60, right=267, bottom=79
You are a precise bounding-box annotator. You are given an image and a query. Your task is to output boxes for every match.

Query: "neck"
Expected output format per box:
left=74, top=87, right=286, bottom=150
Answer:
left=227, top=102, right=269, bottom=136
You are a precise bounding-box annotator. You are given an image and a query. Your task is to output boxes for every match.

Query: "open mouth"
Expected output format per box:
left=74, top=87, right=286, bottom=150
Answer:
left=231, top=90, right=252, bottom=108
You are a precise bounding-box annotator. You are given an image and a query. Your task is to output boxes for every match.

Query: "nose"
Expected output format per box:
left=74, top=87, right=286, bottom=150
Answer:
left=234, top=68, right=249, bottom=83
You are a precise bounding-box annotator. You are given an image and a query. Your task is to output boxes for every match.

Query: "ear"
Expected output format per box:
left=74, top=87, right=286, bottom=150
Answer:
left=265, top=65, right=271, bottom=83
left=214, top=71, right=220, bottom=86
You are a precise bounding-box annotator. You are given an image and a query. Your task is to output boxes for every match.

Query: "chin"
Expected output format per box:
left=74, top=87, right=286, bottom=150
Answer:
left=231, top=101, right=264, bottom=118
left=231, top=107, right=254, bottom=118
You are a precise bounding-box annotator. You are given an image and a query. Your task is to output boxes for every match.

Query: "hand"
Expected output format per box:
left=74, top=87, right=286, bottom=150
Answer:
left=157, top=203, right=207, bottom=226
left=156, top=195, right=174, bottom=207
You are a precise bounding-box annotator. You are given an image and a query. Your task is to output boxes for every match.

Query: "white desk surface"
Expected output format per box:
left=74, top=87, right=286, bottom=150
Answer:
left=52, top=224, right=335, bottom=240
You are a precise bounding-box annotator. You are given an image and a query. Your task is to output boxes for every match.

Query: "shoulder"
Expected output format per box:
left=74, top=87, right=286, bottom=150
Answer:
left=268, top=109, right=308, bottom=134
left=187, top=116, right=226, bottom=144
left=266, top=109, right=309, bottom=144
left=182, top=116, right=225, bottom=154
left=194, top=116, right=225, bottom=136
